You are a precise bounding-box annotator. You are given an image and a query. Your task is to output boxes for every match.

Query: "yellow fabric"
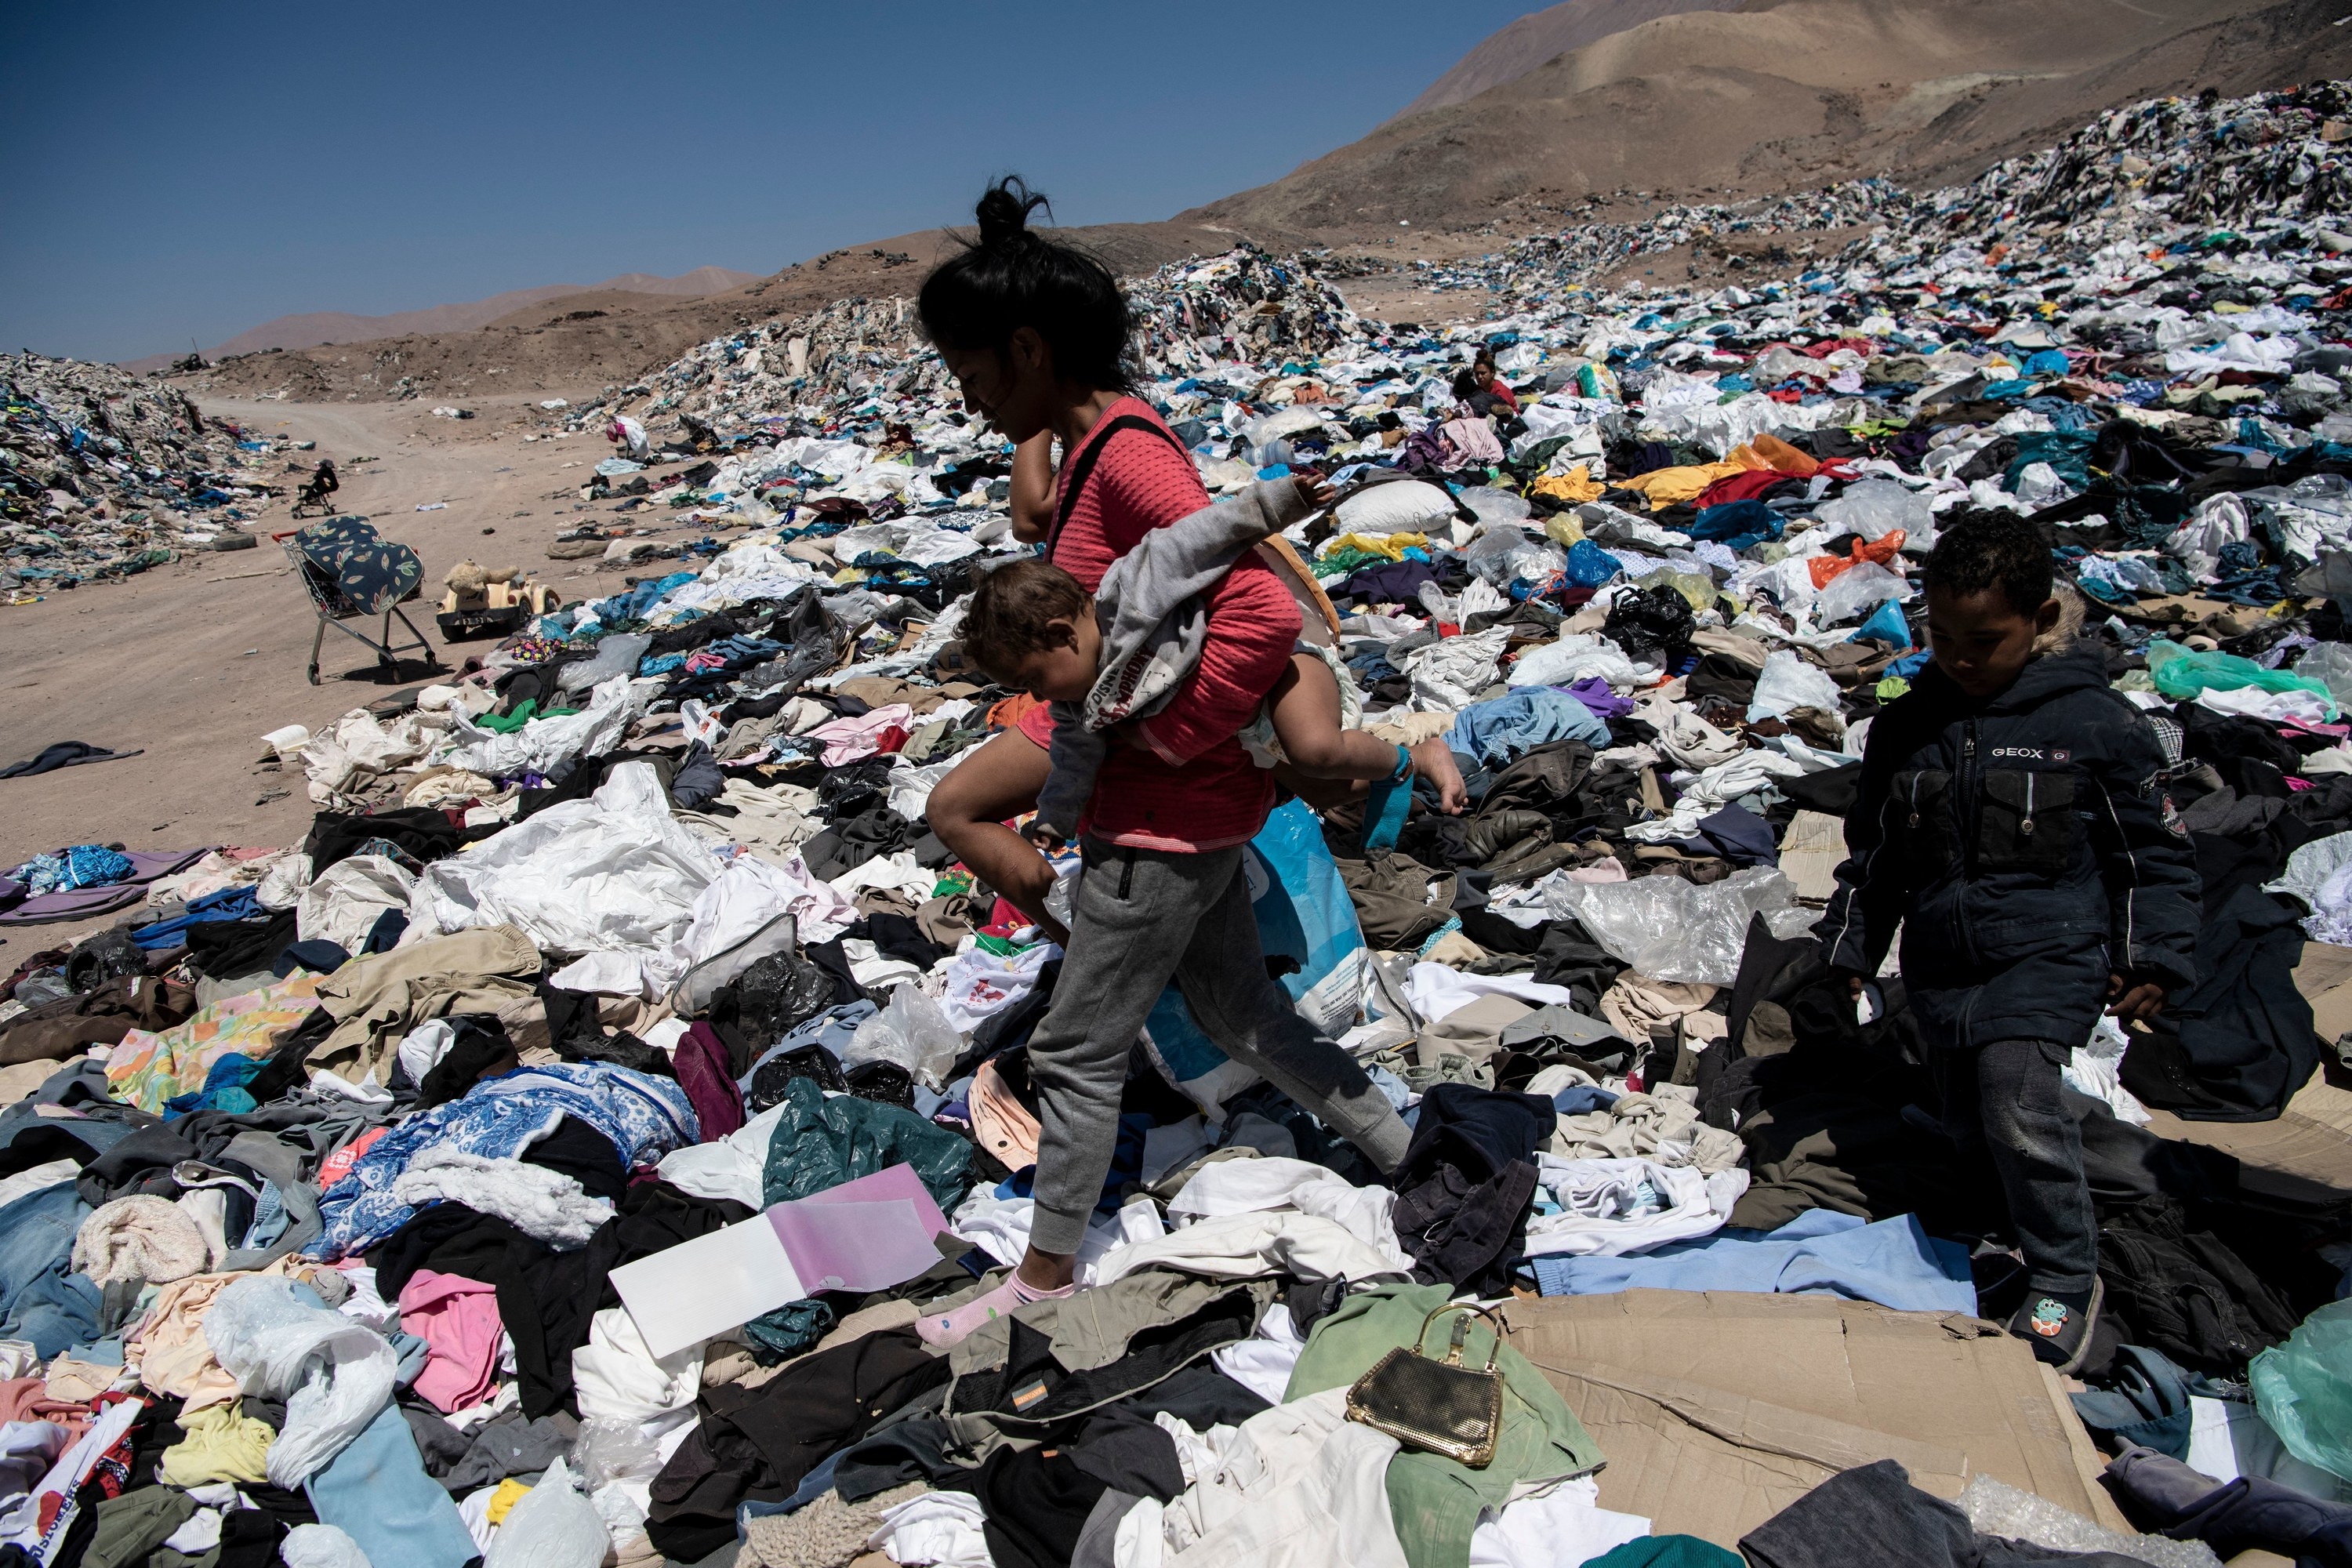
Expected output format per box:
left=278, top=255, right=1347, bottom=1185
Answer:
left=158, top=1401, right=273, bottom=1486
left=1530, top=466, right=1602, bottom=504
left=1617, top=462, right=1741, bottom=508
left=487, top=1479, right=531, bottom=1526
left=1318, top=531, right=1428, bottom=562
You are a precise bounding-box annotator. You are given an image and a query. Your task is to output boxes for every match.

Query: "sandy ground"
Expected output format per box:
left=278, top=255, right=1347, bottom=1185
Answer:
left=0, top=391, right=679, bottom=962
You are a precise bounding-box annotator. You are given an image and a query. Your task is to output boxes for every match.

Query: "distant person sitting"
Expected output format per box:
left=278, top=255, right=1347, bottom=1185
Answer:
left=1473, top=350, right=1520, bottom=412
left=296, top=459, right=338, bottom=512
left=607, top=415, right=651, bottom=463
left=1450, top=367, right=1505, bottom=419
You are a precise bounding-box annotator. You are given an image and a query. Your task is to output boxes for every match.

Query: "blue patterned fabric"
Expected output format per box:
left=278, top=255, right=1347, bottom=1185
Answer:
left=7, top=845, right=133, bottom=896
left=309, top=1062, right=699, bottom=1258
left=292, top=517, right=423, bottom=615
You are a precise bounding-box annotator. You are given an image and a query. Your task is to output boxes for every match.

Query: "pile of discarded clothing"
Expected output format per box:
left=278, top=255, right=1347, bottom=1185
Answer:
left=1, top=354, right=296, bottom=603
left=12, top=77, right=2352, bottom=1568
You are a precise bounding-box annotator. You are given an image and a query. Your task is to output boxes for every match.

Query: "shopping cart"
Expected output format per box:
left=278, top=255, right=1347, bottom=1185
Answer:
left=274, top=517, right=442, bottom=684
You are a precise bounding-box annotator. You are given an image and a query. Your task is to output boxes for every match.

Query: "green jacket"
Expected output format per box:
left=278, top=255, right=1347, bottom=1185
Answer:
left=1286, top=1283, right=1606, bottom=1568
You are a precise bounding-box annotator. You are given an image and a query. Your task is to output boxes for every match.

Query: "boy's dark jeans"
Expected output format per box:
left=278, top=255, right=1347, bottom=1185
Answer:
left=1930, top=1036, right=2100, bottom=1297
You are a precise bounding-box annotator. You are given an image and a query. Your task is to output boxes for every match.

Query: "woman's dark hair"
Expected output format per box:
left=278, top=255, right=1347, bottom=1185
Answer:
left=1450, top=368, right=1483, bottom=400
left=918, top=177, right=1132, bottom=391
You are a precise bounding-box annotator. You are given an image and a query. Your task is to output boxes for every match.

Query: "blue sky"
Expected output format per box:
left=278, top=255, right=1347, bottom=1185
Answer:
left=0, top=1, right=1535, bottom=363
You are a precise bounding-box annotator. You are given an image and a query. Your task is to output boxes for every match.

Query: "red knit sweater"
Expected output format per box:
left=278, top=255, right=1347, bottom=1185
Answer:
left=1015, top=397, right=1299, bottom=851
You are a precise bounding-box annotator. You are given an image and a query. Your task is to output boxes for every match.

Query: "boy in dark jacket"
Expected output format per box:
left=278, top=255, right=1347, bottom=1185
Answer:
left=1820, top=511, right=2201, bottom=1370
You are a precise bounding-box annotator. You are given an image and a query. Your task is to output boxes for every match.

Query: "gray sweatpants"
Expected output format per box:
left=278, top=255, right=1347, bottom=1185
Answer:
left=1025, top=837, right=1411, bottom=1254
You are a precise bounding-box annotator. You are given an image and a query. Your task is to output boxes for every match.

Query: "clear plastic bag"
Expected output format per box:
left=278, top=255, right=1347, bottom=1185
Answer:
left=1748, top=649, right=1845, bottom=724
left=572, top=1418, right=662, bottom=1491
left=557, top=632, right=651, bottom=695
left=845, top=985, right=964, bottom=1089
left=1812, top=561, right=1908, bottom=626
left=1955, top=1475, right=2220, bottom=1567
left=2296, top=641, right=2352, bottom=710
left=2251, top=1298, right=2352, bottom=1482
left=1457, top=487, right=1532, bottom=526
left=1547, top=868, right=1795, bottom=985
left=484, top=1458, right=611, bottom=1568
left=1813, top=479, right=1929, bottom=542
left=204, top=1275, right=394, bottom=1487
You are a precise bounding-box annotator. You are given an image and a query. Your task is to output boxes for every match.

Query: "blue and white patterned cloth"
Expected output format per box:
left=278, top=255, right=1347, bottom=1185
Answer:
left=309, top=1062, right=699, bottom=1259
left=8, top=845, right=133, bottom=897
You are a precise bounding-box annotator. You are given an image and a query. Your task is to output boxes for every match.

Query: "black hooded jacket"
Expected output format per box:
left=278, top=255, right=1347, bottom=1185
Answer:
left=1820, top=641, right=2201, bottom=1050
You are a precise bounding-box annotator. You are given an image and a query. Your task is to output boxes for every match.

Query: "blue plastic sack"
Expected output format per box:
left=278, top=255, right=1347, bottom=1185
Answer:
left=1849, top=598, right=1912, bottom=649
left=1140, top=800, right=1369, bottom=1116
left=1563, top=538, right=1624, bottom=589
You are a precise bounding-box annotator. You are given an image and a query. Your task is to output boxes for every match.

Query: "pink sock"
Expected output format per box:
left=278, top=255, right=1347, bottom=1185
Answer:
left=916, top=1272, right=1073, bottom=1349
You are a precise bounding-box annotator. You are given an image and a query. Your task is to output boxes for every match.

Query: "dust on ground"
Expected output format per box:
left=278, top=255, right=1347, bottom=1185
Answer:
left=0, top=394, right=704, bottom=958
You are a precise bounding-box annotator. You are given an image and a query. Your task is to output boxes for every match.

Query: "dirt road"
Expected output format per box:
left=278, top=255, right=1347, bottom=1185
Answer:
left=0, top=392, right=632, bottom=958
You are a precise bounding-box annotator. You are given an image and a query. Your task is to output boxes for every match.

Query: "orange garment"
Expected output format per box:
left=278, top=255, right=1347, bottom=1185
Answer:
left=1726, top=434, right=1822, bottom=478
left=986, top=692, right=1046, bottom=732
left=1809, top=531, right=1907, bottom=588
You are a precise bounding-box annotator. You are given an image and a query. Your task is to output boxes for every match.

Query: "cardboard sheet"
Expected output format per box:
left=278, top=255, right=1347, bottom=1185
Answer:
left=1501, top=1289, right=2133, bottom=1548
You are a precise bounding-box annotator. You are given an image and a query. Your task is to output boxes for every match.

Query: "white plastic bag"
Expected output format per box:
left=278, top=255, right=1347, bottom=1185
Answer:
left=281, top=1525, right=373, bottom=1568
left=204, top=1276, right=394, bottom=1487
left=846, top=985, right=964, bottom=1088
left=1507, top=633, right=1653, bottom=692
left=1548, top=868, right=1796, bottom=985
left=2297, top=644, right=2352, bottom=712
left=1748, top=650, right=1845, bottom=724
left=483, top=1459, right=610, bottom=1568
left=1334, top=479, right=1457, bottom=534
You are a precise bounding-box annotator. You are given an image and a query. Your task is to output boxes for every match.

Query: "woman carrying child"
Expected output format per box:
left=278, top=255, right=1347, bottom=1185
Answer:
left=916, top=179, right=1455, bottom=1345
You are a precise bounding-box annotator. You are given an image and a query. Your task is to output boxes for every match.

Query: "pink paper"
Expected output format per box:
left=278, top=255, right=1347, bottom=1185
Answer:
left=765, top=1163, right=950, bottom=1294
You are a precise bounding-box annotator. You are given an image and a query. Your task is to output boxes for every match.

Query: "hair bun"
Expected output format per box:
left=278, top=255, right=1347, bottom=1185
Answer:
left=975, top=176, right=1050, bottom=248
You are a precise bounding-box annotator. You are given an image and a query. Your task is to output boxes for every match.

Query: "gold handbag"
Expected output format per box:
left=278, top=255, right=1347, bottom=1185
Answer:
left=1344, top=1303, right=1508, bottom=1467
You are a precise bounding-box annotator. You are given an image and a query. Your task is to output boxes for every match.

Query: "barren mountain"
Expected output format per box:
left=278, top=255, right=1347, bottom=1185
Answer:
left=122, top=267, right=760, bottom=372
left=1196, top=0, right=2352, bottom=231
left=169, top=222, right=1247, bottom=405
left=1394, top=0, right=1737, bottom=120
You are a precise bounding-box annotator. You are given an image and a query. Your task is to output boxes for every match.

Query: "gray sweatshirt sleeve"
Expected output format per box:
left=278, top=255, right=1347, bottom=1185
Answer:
left=1083, top=477, right=1316, bottom=733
